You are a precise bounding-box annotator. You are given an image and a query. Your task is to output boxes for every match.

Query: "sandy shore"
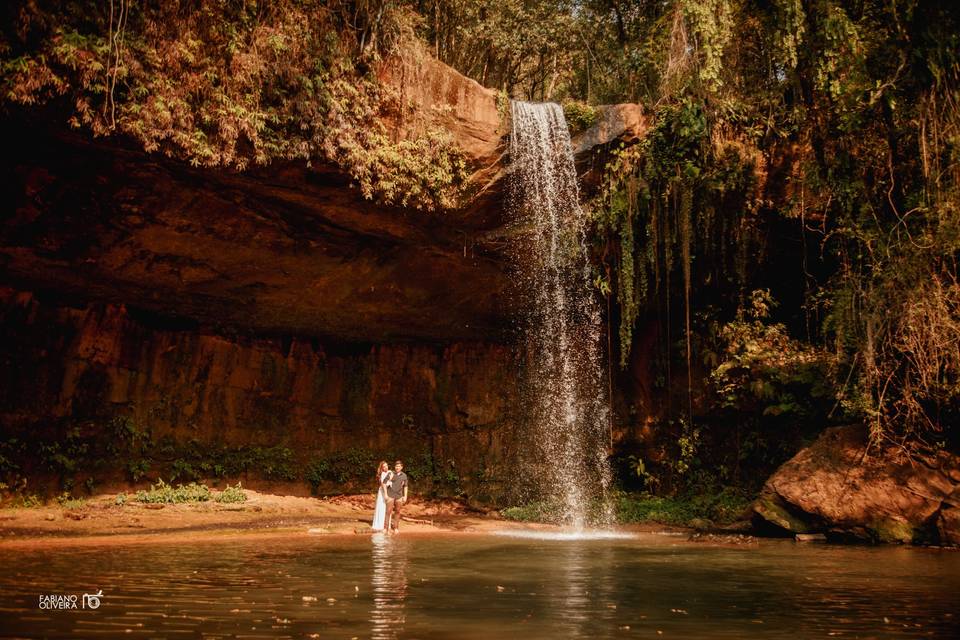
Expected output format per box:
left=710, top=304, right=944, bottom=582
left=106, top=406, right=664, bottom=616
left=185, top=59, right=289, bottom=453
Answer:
left=1, top=490, right=692, bottom=549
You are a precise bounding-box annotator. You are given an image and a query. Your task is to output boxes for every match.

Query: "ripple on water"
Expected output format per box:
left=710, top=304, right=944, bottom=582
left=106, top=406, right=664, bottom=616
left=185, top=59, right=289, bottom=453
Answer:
left=2, top=535, right=958, bottom=639
left=492, top=529, right=636, bottom=541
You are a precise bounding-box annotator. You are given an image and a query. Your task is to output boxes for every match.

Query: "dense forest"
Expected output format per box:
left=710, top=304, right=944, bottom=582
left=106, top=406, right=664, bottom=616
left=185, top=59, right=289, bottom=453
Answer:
left=1, top=0, right=958, bottom=513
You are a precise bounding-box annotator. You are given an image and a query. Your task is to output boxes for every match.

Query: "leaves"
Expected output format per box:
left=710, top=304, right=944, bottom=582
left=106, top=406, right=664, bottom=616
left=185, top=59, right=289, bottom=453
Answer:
left=0, top=1, right=466, bottom=211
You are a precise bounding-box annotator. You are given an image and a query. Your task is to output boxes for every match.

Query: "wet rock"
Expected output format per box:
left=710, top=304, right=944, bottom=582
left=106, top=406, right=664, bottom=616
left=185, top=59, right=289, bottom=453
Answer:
left=571, top=104, right=646, bottom=157
left=795, top=533, right=827, bottom=542
left=688, top=532, right=757, bottom=545
left=718, top=520, right=753, bottom=533
left=754, top=425, right=960, bottom=544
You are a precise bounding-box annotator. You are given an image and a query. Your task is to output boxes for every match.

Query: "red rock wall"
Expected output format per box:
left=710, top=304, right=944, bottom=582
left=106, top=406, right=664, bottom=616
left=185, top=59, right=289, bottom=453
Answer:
left=0, top=288, right=522, bottom=500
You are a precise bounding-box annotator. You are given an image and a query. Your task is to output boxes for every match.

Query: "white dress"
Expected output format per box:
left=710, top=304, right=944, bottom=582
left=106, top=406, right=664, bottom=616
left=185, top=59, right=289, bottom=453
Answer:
left=371, top=471, right=391, bottom=530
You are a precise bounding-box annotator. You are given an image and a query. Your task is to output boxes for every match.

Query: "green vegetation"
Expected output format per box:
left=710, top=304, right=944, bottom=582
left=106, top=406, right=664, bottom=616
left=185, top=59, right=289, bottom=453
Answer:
left=0, top=416, right=462, bottom=501
left=13, top=493, right=43, bottom=509
left=562, top=101, right=599, bottom=134
left=500, top=501, right=561, bottom=523
left=305, top=448, right=455, bottom=496
left=56, top=491, right=86, bottom=509
left=136, top=479, right=212, bottom=504
left=0, top=1, right=466, bottom=211
left=615, top=489, right=751, bottom=527
left=502, top=489, right=750, bottom=528
left=581, top=0, right=960, bottom=480
left=412, top=0, right=960, bottom=483
left=216, top=482, right=248, bottom=504
left=306, top=447, right=377, bottom=490
left=499, top=498, right=609, bottom=525
left=1, top=0, right=958, bottom=507
left=133, top=479, right=244, bottom=504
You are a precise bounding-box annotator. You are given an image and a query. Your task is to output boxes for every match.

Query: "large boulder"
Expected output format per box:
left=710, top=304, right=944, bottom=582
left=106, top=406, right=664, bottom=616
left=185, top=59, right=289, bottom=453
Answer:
left=754, top=424, right=960, bottom=544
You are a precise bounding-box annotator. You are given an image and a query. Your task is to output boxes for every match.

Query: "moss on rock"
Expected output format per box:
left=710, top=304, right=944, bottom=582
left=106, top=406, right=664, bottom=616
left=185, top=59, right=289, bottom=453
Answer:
left=753, top=493, right=815, bottom=533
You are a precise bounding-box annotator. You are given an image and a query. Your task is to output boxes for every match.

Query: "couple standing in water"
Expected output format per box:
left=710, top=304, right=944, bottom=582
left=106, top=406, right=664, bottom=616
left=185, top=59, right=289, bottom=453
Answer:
left=372, top=460, right=408, bottom=533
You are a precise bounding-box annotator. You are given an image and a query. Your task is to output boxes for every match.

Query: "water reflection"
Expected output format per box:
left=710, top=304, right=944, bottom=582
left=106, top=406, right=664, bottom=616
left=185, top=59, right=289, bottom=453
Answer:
left=557, top=542, right=594, bottom=636
left=0, top=536, right=957, bottom=639
left=541, top=540, right=619, bottom=638
left=370, top=533, right=408, bottom=639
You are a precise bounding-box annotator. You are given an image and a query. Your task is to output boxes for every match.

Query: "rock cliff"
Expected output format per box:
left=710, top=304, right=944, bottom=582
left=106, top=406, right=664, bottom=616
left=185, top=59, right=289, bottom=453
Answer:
left=0, top=50, right=645, bottom=500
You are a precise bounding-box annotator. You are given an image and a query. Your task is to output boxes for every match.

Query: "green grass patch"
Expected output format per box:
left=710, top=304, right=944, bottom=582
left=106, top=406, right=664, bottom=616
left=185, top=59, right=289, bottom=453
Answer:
left=501, top=489, right=752, bottom=528
left=616, top=489, right=752, bottom=527
left=500, top=501, right=564, bottom=523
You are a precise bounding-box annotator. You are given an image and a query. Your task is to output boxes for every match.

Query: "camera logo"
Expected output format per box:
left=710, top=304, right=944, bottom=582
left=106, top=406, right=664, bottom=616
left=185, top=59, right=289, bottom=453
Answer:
left=82, top=590, right=103, bottom=609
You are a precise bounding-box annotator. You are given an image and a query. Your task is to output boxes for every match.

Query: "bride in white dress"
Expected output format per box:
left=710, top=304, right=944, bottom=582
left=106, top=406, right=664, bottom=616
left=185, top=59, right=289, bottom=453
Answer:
left=371, top=461, right=392, bottom=531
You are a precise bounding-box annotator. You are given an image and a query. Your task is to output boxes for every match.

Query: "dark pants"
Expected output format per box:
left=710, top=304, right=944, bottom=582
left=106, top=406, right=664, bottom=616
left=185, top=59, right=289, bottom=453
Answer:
left=387, top=498, right=403, bottom=531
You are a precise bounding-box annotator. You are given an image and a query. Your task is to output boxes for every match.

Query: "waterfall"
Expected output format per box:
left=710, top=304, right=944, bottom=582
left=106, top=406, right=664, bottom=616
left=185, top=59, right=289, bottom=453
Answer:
left=509, top=101, right=612, bottom=529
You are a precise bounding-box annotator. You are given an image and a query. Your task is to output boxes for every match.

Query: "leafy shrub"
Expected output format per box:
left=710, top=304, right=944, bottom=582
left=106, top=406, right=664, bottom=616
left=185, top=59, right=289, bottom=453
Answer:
left=707, top=290, right=833, bottom=418
left=501, top=501, right=565, bottom=523
left=56, top=491, right=85, bottom=509
left=305, top=447, right=376, bottom=491
left=615, top=489, right=751, bottom=527
left=127, top=459, right=151, bottom=482
left=0, top=2, right=467, bottom=211
left=215, top=482, right=247, bottom=504
left=15, top=493, right=43, bottom=508
left=136, top=479, right=211, bottom=504
left=563, top=101, right=599, bottom=134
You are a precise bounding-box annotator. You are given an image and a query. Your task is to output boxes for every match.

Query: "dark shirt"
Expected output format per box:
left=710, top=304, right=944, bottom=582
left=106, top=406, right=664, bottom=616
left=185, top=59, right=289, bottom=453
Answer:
left=387, top=471, right=407, bottom=500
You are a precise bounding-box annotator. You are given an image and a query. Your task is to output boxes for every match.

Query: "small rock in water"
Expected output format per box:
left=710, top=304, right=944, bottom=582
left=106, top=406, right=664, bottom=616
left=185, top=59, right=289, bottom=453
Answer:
left=302, top=596, right=317, bottom=602
left=496, top=586, right=505, bottom=592
left=688, top=532, right=757, bottom=545
left=326, top=597, right=337, bottom=604
left=795, top=533, right=827, bottom=542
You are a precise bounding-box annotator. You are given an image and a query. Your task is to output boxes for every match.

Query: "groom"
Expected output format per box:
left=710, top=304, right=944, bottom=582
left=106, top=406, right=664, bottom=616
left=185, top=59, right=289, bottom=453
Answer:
left=386, top=460, right=408, bottom=533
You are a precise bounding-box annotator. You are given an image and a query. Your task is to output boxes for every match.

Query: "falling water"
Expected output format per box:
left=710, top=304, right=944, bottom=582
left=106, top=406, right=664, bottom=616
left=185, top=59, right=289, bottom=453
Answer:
left=509, top=101, right=612, bottom=529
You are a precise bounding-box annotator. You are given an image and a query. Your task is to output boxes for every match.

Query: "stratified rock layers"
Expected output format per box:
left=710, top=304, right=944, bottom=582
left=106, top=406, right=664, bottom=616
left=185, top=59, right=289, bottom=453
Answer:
left=0, top=289, right=521, bottom=499
left=754, top=424, right=960, bottom=544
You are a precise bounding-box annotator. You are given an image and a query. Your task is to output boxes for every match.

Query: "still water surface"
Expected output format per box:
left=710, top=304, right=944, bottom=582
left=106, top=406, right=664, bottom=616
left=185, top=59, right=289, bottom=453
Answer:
left=1, top=532, right=957, bottom=639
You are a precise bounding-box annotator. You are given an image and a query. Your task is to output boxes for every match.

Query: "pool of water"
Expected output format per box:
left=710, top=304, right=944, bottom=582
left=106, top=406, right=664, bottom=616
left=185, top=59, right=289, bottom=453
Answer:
left=1, top=532, right=957, bottom=638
